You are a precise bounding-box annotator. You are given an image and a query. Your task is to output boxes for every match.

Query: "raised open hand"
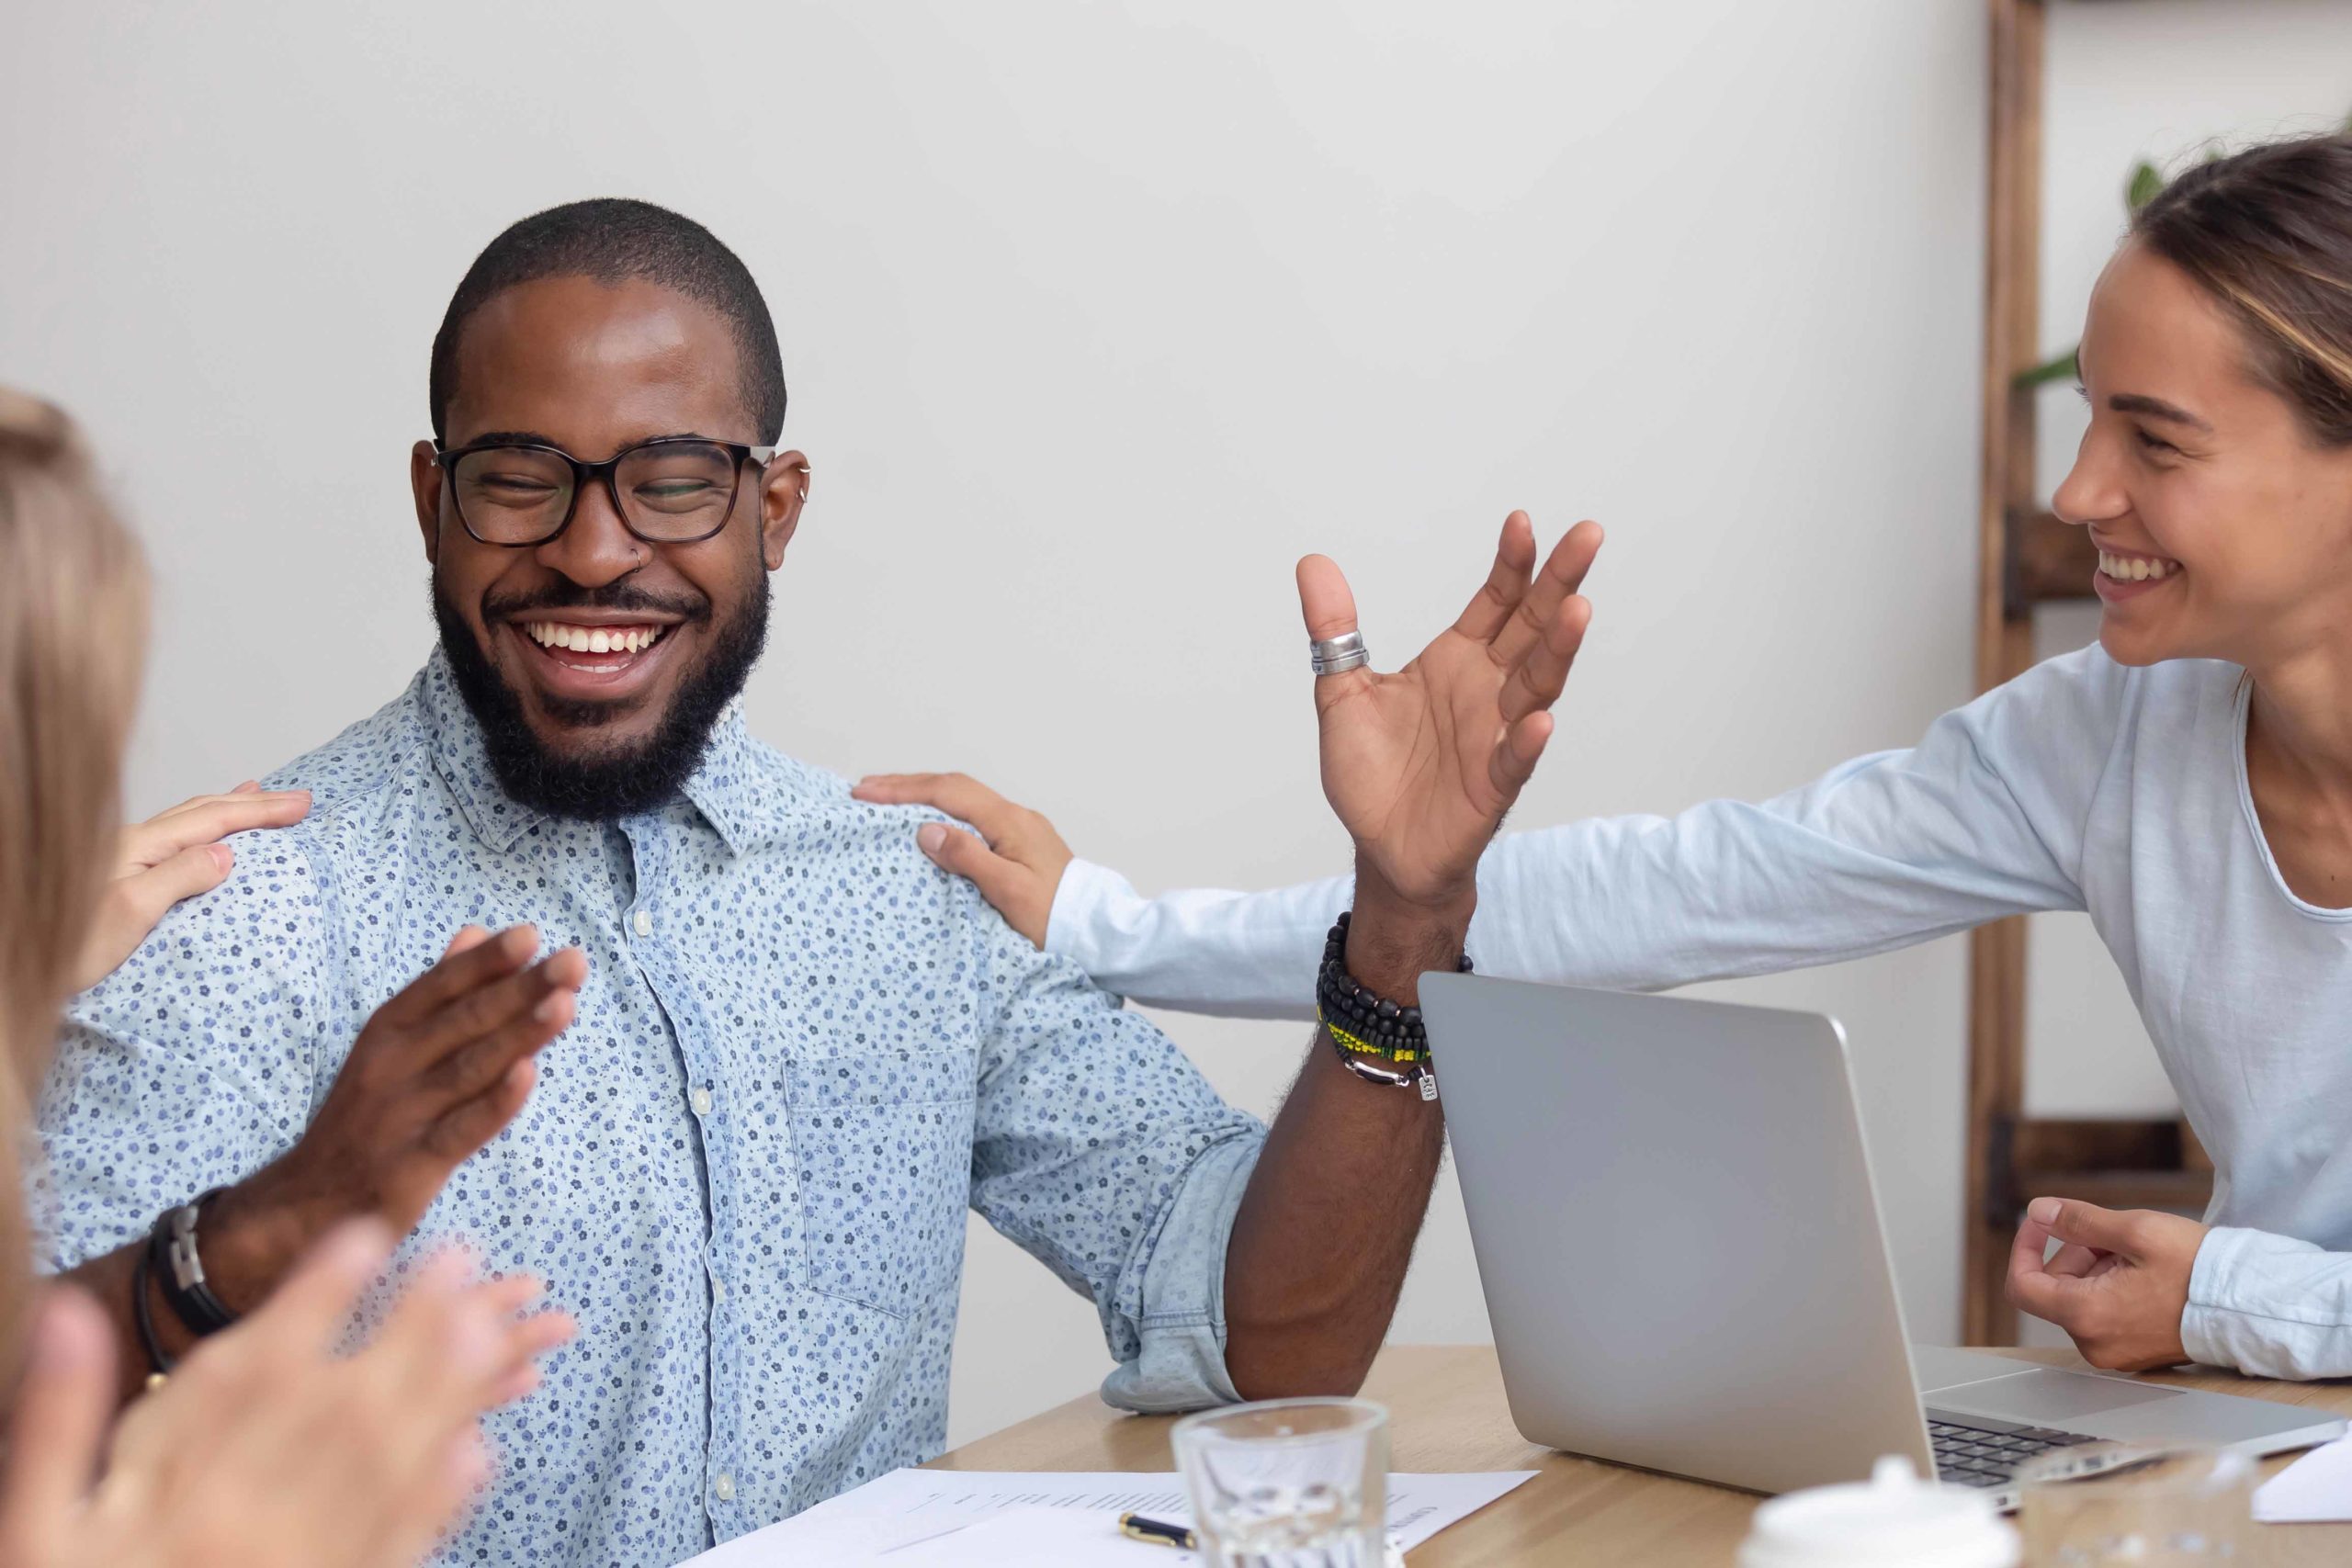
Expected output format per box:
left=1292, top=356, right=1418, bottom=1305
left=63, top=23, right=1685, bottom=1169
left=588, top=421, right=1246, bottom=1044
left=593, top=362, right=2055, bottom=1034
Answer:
left=1302, top=512, right=1601, bottom=909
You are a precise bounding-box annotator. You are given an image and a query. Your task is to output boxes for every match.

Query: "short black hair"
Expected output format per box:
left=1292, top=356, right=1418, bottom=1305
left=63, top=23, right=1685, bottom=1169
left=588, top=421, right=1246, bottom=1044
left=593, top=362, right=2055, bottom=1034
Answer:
left=428, top=198, right=786, bottom=446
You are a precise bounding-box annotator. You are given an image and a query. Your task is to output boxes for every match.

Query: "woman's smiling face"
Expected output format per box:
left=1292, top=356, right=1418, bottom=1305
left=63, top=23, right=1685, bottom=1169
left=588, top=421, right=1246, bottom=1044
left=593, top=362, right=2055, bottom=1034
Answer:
left=2053, top=240, right=2352, bottom=671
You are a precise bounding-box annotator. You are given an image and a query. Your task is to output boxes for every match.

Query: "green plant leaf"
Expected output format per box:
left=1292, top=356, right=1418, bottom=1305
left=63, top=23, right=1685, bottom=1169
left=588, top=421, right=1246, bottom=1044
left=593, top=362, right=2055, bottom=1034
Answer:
left=2013, top=347, right=2080, bottom=389
left=2126, top=161, right=2165, bottom=211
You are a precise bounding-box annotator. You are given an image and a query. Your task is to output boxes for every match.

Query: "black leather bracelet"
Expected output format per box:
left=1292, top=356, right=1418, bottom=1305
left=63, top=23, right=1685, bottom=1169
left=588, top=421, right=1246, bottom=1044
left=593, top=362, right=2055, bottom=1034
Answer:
left=130, top=1247, right=175, bottom=1386
left=147, top=1188, right=238, bottom=1338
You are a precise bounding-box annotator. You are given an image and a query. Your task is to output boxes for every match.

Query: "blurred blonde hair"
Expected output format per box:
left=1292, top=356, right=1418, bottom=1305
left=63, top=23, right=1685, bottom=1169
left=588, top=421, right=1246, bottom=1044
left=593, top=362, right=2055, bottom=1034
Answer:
left=0, top=389, right=148, bottom=1376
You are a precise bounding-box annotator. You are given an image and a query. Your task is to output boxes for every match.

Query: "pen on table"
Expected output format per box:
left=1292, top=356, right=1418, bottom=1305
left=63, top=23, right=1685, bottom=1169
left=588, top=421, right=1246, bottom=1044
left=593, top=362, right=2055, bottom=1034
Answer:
left=1117, top=1512, right=1197, bottom=1549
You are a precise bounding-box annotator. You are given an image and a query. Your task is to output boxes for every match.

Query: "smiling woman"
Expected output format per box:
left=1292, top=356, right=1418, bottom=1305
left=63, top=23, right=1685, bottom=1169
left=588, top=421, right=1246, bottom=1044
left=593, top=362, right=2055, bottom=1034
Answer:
left=2059, top=191, right=2352, bottom=664
left=860, top=130, right=2352, bottom=1387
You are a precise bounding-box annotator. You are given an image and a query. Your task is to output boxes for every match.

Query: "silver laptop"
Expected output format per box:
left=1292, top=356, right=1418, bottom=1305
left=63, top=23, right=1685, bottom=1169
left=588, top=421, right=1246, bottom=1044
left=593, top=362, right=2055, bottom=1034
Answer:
left=1418, top=974, right=2342, bottom=1509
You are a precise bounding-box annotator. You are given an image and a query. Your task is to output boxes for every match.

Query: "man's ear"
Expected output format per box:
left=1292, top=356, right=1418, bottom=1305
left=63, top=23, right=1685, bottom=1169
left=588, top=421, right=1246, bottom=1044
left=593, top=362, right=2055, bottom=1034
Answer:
left=759, top=449, right=809, bottom=571
left=411, top=441, right=443, bottom=566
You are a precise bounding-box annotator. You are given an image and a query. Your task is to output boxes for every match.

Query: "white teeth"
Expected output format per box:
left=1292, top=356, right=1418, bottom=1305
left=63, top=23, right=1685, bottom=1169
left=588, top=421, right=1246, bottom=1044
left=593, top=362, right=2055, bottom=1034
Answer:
left=522, top=622, right=666, bottom=656
left=2098, top=551, right=2176, bottom=582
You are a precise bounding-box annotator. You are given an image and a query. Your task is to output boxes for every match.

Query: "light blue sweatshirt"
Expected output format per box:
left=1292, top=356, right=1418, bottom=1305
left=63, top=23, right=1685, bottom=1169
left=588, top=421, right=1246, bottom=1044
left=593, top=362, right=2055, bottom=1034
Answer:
left=1045, top=646, right=2352, bottom=1379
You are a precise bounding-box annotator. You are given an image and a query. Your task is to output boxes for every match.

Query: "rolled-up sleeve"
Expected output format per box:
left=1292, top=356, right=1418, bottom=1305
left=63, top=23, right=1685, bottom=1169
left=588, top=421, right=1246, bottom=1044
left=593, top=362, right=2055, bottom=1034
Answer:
left=967, top=883, right=1266, bottom=1413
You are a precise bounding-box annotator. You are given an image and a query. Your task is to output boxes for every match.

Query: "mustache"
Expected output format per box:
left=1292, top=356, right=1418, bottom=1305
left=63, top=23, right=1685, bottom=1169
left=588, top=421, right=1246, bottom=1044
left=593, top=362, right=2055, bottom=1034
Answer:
left=482, top=581, right=713, bottom=625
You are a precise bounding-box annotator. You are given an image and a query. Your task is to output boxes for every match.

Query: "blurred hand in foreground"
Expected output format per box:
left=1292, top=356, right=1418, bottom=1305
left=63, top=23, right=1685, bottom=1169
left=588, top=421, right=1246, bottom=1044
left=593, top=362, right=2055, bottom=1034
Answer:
left=1, top=1219, right=574, bottom=1568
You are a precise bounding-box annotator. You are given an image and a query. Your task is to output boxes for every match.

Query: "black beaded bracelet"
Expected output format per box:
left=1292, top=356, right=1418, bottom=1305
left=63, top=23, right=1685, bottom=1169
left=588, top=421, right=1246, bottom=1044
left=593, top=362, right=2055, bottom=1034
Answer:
left=1315, top=910, right=1470, bottom=1094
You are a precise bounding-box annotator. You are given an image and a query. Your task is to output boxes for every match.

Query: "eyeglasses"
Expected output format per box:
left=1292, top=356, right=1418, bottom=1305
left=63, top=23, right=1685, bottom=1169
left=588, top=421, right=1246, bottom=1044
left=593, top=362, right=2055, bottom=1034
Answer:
left=434, top=436, right=781, bottom=547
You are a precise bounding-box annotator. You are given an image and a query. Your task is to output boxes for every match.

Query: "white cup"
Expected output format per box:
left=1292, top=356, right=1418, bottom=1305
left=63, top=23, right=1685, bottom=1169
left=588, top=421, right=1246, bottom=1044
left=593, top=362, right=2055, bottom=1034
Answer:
left=1736, top=1456, right=2021, bottom=1568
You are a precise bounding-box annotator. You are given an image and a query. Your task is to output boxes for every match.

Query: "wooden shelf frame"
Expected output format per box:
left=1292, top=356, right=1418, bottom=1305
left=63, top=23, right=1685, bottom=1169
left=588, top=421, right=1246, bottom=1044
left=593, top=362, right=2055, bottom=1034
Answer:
left=1963, top=0, right=2211, bottom=1345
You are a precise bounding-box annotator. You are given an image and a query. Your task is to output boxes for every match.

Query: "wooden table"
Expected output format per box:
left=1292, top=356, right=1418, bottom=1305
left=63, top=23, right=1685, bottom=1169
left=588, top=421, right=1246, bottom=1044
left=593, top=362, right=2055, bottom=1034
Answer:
left=931, top=1345, right=2352, bottom=1563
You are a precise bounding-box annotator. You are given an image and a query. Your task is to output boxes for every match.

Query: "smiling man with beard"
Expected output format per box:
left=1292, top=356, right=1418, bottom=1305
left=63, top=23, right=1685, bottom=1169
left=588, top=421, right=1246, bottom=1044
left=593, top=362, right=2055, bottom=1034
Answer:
left=36, top=199, right=1597, bottom=1565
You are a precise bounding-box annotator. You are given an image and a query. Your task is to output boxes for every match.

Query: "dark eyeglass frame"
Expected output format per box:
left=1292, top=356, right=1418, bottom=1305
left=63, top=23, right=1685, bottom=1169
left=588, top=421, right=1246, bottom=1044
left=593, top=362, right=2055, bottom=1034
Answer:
left=433, top=435, right=781, bottom=547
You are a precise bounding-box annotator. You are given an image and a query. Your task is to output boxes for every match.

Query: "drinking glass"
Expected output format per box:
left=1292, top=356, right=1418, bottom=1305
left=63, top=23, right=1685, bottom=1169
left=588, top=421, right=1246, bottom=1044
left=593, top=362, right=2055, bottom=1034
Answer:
left=2015, top=1444, right=2255, bottom=1564
left=1171, top=1397, right=1389, bottom=1568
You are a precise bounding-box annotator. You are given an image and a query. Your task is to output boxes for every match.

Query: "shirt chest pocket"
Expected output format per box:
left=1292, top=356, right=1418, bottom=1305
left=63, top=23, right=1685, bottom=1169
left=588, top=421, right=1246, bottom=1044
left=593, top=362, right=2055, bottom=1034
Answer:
left=785, top=1047, right=978, bottom=1316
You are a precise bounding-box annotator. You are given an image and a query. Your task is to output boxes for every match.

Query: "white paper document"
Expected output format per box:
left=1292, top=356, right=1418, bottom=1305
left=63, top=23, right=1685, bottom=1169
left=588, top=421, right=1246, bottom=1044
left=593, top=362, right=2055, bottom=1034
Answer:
left=2254, top=1436, right=2352, bottom=1522
left=875, top=1505, right=1418, bottom=1566
left=680, top=1468, right=1537, bottom=1565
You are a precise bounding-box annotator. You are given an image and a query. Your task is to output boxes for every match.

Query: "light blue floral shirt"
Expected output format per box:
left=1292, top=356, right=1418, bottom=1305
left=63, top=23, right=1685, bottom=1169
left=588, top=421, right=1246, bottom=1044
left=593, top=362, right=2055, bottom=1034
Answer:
left=36, top=649, right=1265, bottom=1566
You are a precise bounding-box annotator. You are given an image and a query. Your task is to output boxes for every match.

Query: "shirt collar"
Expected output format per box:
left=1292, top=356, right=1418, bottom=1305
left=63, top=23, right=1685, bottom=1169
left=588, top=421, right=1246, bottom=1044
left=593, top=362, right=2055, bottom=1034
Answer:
left=415, top=645, right=758, bottom=858
left=678, top=696, right=760, bottom=857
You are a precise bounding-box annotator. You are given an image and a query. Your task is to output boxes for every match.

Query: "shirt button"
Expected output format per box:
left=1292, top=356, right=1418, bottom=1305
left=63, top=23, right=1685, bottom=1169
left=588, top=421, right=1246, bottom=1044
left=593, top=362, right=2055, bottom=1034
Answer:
left=715, top=1472, right=736, bottom=1503
left=710, top=1273, right=728, bottom=1303
left=690, top=1085, right=715, bottom=1117
left=633, top=908, right=653, bottom=937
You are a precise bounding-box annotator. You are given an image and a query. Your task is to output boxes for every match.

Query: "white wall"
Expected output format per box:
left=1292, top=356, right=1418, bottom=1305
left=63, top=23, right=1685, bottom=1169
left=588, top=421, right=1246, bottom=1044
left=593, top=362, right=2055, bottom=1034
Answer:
left=2, top=1, right=1991, bottom=1448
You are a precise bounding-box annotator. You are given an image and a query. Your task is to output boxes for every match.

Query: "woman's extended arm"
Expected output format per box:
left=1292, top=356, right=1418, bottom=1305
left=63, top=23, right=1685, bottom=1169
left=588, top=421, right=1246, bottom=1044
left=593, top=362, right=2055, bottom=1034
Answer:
left=860, top=648, right=2124, bottom=1017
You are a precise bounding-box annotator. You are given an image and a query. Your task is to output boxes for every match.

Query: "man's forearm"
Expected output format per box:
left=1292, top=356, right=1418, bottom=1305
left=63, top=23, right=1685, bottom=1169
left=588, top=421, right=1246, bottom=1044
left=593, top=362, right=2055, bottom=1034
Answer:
left=58, top=1168, right=333, bottom=1404
left=1220, top=875, right=1464, bottom=1401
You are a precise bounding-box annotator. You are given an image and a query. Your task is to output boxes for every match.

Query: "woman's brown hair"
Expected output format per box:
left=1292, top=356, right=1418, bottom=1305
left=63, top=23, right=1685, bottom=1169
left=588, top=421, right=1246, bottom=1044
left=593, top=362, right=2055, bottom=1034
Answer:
left=0, top=389, right=149, bottom=1376
left=2132, top=130, right=2352, bottom=447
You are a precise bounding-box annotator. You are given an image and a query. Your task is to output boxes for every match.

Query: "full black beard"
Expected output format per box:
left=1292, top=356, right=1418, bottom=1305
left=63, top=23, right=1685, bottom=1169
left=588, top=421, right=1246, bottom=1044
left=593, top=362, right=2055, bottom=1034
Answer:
left=432, top=574, right=768, bottom=820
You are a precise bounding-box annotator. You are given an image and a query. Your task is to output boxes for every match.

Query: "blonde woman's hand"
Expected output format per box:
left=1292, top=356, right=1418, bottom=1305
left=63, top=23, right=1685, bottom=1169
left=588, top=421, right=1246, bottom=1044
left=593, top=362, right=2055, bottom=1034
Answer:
left=73, top=782, right=311, bottom=992
left=851, top=773, right=1074, bottom=949
left=0, top=1220, right=574, bottom=1568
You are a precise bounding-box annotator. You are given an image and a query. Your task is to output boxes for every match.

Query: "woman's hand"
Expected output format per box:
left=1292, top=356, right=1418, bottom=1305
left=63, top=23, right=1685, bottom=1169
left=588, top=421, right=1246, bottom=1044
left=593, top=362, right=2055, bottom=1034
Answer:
left=2006, top=1196, right=2205, bottom=1371
left=850, top=773, right=1073, bottom=949
left=0, top=1220, right=573, bottom=1568
left=73, top=782, right=311, bottom=992
left=1304, top=513, right=1600, bottom=915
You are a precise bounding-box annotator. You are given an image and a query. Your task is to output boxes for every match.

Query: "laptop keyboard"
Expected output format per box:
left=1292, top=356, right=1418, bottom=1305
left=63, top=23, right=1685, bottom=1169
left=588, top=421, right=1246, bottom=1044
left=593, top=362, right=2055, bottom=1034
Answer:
left=1926, top=1410, right=2102, bottom=1489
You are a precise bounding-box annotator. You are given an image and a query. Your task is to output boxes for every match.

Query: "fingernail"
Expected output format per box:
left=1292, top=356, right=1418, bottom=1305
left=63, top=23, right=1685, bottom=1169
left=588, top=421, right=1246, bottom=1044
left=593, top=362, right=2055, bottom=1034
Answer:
left=208, top=844, right=234, bottom=873
left=917, top=822, right=946, bottom=855
left=534, top=993, right=570, bottom=1021
left=2029, top=1197, right=2060, bottom=1224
